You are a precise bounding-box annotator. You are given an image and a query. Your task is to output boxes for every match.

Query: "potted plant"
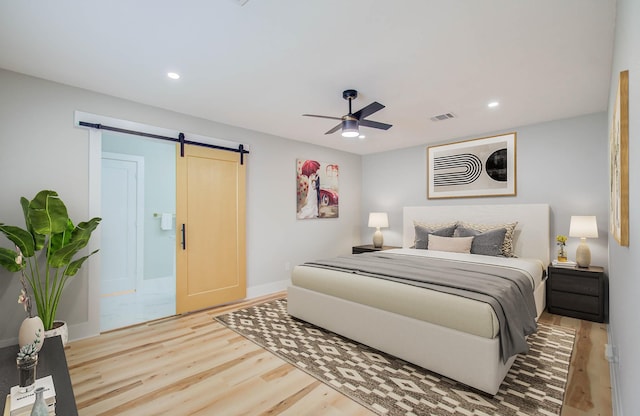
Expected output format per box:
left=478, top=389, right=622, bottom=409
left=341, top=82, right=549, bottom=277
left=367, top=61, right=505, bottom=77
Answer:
left=0, top=190, right=101, bottom=342
left=16, top=256, right=45, bottom=351
left=556, top=234, right=568, bottom=262
left=16, top=330, right=42, bottom=393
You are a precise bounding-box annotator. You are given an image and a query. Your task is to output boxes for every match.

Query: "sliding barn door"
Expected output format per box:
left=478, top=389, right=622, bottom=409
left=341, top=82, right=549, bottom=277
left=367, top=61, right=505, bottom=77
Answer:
left=176, top=144, right=246, bottom=314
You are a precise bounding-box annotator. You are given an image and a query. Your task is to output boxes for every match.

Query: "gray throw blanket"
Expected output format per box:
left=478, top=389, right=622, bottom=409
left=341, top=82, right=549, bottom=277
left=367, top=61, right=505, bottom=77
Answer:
left=304, top=252, right=538, bottom=362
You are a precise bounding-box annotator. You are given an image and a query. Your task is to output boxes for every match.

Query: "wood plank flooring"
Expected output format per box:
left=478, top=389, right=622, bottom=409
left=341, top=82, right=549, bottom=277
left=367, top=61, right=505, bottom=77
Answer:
left=539, top=312, right=612, bottom=415
left=65, top=292, right=612, bottom=415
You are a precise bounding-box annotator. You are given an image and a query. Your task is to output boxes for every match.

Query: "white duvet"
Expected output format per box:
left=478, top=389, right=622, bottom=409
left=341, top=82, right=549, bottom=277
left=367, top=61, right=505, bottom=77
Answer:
left=291, top=249, right=545, bottom=339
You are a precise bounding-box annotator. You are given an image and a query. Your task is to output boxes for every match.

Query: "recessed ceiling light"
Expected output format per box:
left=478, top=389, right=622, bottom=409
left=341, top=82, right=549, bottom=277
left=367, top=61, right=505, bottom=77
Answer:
left=488, top=101, right=499, bottom=108
left=167, top=72, right=180, bottom=80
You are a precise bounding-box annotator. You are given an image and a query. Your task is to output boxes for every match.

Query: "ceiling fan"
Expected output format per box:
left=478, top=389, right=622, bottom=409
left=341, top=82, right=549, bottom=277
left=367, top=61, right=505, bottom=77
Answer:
left=303, top=89, right=392, bottom=138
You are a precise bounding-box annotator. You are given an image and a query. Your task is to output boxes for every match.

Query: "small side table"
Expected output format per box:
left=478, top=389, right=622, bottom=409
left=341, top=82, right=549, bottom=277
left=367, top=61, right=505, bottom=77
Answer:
left=547, top=265, right=608, bottom=323
left=0, top=335, right=78, bottom=415
left=352, top=245, right=401, bottom=254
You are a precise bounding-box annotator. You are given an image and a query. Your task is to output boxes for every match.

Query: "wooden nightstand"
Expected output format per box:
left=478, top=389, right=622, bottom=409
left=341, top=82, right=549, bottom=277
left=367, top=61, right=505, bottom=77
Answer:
left=547, top=265, right=608, bottom=323
left=352, top=244, right=400, bottom=254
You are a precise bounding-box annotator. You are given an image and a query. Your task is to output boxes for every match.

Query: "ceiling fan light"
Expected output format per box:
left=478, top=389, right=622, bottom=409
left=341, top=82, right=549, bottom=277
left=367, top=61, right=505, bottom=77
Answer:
left=341, top=119, right=359, bottom=137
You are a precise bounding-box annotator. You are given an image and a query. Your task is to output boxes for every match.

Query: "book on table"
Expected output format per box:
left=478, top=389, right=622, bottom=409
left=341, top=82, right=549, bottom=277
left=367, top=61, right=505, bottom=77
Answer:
left=551, top=259, right=577, bottom=268
left=9, top=375, right=56, bottom=416
left=6, top=401, right=55, bottom=416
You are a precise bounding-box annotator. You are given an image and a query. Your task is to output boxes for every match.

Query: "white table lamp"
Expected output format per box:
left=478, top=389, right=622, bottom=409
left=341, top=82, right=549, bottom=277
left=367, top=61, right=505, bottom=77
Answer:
left=569, top=215, right=598, bottom=268
left=368, top=212, right=389, bottom=248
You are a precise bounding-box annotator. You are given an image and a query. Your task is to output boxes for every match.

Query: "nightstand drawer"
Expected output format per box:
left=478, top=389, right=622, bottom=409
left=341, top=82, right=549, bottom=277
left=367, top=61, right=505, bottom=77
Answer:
left=550, top=291, right=600, bottom=314
left=547, top=264, right=607, bottom=323
left=548, top=274, right=600, bottom=296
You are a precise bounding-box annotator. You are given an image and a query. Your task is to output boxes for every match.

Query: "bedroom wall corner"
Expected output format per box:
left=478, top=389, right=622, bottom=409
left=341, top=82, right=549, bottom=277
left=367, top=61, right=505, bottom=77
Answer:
left=361, top=113, right=609, bottom=270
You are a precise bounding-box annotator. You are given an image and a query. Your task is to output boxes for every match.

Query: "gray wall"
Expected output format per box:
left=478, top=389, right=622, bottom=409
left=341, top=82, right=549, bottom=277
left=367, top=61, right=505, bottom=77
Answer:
left=607, top=0, right=640, bottom=414
left=360, top=112, right=609, bottom=269
left=0, top=68, right=361, bottom=345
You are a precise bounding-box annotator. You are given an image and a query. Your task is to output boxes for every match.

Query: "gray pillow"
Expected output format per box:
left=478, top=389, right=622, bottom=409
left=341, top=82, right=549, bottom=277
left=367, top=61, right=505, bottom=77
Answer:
left=454, top=226, right=508, bottom=256
left=457, top=221, right=518, bottom=257
left=414, top=225, right=457, bottom=249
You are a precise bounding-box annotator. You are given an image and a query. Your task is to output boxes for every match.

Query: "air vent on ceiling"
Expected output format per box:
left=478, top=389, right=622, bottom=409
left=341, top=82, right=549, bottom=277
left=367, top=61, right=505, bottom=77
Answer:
left=430, top=112, right=456, bottom=122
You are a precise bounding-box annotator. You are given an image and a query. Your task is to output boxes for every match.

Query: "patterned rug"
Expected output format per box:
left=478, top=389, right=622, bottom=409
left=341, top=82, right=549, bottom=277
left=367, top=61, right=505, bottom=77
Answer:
left=215, top=298, right=575, bottom=416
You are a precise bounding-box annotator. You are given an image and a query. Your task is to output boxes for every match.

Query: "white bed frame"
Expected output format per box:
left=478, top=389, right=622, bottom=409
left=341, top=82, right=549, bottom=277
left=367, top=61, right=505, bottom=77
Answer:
left=288, top=204, right=549, bottom=395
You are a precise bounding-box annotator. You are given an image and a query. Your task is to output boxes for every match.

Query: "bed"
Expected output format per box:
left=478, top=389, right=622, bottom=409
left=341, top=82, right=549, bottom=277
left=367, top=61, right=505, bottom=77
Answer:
left=287, top=204, right=549, bottom=395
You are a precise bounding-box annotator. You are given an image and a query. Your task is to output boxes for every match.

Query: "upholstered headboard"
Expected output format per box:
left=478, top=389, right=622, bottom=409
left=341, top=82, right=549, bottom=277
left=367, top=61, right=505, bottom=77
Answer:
left=403, top=204, right=550, bottom=264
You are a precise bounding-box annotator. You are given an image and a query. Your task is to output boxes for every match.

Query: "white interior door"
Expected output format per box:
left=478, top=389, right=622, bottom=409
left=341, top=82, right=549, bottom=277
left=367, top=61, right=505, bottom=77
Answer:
left=101, top=153, right=144, bottom=296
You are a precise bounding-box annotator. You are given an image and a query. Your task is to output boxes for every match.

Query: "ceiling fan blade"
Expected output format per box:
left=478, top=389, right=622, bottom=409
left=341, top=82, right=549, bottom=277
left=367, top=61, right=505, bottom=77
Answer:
left=353, top=102, right=385, bottom=120
left=325, top=123, right=342, bottom=135
left=302, top=114, right=343, bottom=121
left=359, top=119, right=393, bottom=130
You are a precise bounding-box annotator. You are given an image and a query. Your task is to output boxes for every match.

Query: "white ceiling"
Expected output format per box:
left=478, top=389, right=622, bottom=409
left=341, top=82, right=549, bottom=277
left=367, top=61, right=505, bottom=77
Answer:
left=0, top=0, right=616, bottom=155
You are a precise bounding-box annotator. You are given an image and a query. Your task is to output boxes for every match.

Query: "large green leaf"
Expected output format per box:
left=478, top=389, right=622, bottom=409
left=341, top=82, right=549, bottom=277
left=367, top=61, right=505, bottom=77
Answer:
left=50, top=219, right=74, bottom=253
left=21, top=197, right=45, bottom=251
left=64, top=250, right=99, bottom=276
left=0, top=225, right=35, bottom=257
left=28, top=190, right=69, bottom=236
left=0, top=247, right=23, bottom=272
left=47, top=239, right=83, bottom=268
left=70, top=218, right=101, bottom=250
left=47, top=217, right=99, bottom=268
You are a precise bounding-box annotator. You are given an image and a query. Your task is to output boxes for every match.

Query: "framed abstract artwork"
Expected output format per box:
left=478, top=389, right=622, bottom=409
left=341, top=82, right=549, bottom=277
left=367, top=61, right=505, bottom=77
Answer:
left=427, top=132, right=516, bottom=199
left=296, top=159, right=339, bottom=219
left=610, top=70, right=629, bottom=246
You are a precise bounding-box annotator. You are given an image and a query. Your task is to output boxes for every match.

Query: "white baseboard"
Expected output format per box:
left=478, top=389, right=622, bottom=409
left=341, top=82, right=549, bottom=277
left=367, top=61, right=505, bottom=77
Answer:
left=246, top=279, right=290, bottom=299
left=608, top=326, right=623, bottom=416
left=0, top=278, right=291, bottom=347
left=0, top=321, right=99, bottom=347
left=68, top=320, right=99, bottom=343
left=0, top=336, right=18, bottom=348
left=69, top=278, right=288, bottom=343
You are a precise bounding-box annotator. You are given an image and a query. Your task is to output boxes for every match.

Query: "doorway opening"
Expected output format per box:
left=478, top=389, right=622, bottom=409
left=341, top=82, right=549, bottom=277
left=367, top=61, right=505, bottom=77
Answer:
left=100, top=132, right=176, bottom=331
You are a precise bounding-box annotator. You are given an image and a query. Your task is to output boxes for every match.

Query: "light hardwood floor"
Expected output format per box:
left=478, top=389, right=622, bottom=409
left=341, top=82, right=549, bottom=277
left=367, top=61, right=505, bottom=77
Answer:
left=65, top=292, right=612, bottom=415
left=539, top=312, right=612, bottom=416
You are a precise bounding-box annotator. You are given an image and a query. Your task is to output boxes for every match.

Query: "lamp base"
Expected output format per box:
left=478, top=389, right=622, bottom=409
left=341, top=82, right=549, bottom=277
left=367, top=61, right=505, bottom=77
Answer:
left=575, top=239, right=591, bottom=268
left=372, top=229, right=383, bottom=248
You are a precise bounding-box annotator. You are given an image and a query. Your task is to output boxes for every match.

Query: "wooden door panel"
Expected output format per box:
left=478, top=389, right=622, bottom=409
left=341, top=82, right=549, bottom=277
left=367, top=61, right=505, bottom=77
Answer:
left=176, top=145, right=246, bottom=313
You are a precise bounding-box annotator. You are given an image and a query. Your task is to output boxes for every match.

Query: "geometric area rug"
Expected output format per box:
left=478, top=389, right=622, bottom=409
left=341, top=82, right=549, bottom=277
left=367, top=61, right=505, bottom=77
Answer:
left=215, top=298, right=575, bottom=416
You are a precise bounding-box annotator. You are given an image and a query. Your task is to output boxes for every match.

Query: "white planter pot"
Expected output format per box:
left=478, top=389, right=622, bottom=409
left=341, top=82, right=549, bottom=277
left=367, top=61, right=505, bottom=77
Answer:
left=44, top=321, right=68, bottom=345
left=18, top=316, right=45, bottom=352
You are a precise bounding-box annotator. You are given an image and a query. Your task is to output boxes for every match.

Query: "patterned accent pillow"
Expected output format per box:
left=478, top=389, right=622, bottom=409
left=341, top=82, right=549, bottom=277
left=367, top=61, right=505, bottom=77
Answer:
left=457, top=221, right=518, bottom=257
left=428, top=235, right=474, bottom=253
left=413, top=221, right=457, bottom=250
left=454, top=226, right=508, bottom=257
left=414, top=221, right=458, bottom=229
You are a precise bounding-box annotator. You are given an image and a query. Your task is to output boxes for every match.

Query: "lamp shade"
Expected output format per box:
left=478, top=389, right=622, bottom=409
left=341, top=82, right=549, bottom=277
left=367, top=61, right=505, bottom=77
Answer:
left=368, top=212, right=389, bottom=228
left=569, top=216, right=599, bottom=238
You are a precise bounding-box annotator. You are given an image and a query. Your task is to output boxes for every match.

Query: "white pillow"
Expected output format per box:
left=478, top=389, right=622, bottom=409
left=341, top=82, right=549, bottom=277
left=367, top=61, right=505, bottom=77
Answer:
left=428, top=235, right=474, bottom=254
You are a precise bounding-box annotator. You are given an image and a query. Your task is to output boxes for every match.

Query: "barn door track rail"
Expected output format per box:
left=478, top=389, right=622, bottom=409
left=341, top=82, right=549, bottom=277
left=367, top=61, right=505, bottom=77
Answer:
left=79, top=121, right=249, bottom=164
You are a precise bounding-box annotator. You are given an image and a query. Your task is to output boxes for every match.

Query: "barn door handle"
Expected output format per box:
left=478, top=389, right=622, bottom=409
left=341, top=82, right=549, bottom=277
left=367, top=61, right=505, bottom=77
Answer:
left=181, top=224, right=186, bottom=250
